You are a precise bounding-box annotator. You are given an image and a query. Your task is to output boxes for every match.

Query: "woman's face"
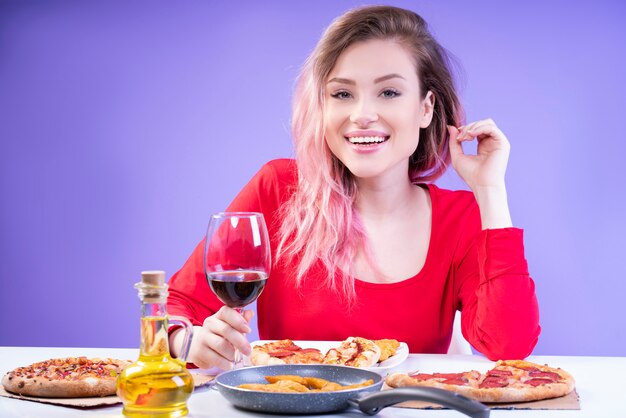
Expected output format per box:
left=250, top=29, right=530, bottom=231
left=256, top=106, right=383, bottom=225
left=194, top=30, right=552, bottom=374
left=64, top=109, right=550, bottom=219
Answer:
left=323, top=39, right=433, bottom=182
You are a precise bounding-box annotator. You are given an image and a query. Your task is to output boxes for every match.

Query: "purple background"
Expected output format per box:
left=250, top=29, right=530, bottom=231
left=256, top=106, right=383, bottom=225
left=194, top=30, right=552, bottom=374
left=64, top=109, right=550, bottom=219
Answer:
left=1, top=0, right=625, bottom=356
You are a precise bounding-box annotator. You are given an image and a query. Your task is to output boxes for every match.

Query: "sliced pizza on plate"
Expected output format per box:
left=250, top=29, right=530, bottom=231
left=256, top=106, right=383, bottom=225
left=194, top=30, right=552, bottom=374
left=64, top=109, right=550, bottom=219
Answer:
left=250, top=337, right=408, bottom=370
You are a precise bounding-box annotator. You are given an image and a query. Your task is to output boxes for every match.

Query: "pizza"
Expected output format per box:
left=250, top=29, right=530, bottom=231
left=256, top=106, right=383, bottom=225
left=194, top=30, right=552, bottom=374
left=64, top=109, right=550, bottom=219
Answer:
left=322, top=337, right=381, bottom=367
left=251, top=337, right=396, bottom=368
left=373, top=338, right=400, bottom=362
left=385, top=359, right=575, bottom=403
left=2, top=357, right=131, bottom=398
left=250, top=340, right=324, bottom=365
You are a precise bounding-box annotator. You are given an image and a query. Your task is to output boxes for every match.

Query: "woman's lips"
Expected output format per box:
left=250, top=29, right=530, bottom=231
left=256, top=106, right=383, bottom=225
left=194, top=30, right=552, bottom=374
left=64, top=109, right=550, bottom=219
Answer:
left=346, top=135, right=388, bottom=144
left=343, top=130, right=390, bottom=153
left=344, top=135, right=389, bottom=153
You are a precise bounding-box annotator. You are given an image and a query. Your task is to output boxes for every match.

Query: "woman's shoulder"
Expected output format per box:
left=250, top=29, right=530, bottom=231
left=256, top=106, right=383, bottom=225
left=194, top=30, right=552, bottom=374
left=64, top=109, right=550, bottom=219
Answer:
left=257, top=158, right=297, bottom=179
left=426, top=183, right=481, bottom=234
left=427, top=183, right=477, bottom=210
left=262, top=158, right=296, bottom=172
left=252, top=158, right=298, bottom=191
left=251, top=158, right=298, bottom=198
left=227, top=159, right=297, bottom=214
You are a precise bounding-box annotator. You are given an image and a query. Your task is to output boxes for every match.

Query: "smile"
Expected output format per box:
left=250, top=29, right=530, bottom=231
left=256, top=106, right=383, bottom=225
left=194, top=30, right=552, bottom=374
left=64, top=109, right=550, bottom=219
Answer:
left=345, top=136, right=389, bottom=145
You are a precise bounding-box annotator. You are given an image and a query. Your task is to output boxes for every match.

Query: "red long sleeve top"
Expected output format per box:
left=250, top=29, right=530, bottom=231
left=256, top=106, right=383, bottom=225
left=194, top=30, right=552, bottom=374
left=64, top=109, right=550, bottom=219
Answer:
left=167, top=159, right=540, bottom=360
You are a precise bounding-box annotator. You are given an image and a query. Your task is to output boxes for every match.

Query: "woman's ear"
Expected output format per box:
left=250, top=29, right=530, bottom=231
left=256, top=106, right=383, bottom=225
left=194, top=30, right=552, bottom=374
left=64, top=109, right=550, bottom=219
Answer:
left=419, top=91, right=435, bottom=128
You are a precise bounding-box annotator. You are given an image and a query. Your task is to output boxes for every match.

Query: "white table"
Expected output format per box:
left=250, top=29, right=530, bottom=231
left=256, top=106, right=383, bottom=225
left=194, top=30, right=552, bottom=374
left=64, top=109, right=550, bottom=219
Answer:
left=1, top=347, right=625, bottom=417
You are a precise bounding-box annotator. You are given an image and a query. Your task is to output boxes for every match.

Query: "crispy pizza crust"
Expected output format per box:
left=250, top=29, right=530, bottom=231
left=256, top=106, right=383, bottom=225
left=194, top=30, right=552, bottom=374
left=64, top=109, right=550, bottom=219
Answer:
left=2, top=374, right=116, bottom=398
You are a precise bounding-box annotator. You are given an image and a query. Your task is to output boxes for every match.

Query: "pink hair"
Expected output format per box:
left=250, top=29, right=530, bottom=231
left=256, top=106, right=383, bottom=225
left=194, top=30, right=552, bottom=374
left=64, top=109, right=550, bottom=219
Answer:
left=276, top=6, right=464, bottom=300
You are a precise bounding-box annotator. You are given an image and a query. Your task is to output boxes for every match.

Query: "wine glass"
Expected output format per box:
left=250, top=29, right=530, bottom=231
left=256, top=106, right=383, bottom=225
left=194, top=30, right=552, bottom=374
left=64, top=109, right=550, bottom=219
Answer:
left=204, top=212, right=271, bottom=369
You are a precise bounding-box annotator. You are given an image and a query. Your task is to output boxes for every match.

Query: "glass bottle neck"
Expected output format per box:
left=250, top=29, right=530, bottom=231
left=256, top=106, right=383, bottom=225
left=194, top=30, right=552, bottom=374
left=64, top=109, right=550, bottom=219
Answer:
left=139, top=299, right=170, bottom=357
left=141, top=300, right=167, bottom=318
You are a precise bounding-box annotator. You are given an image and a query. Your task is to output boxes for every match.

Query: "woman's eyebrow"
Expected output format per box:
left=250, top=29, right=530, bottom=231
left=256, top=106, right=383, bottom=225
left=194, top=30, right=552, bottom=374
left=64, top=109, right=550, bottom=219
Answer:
left=327, top=77, right=355, bottom=85
left=374, top=73, right=405, bottom=83
left=327, top=73, right=406, bottom=85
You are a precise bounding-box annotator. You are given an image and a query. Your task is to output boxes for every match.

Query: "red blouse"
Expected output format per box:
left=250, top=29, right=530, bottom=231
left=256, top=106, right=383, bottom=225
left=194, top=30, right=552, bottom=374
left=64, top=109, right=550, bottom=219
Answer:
left=167, top=159, right=540, bottom=360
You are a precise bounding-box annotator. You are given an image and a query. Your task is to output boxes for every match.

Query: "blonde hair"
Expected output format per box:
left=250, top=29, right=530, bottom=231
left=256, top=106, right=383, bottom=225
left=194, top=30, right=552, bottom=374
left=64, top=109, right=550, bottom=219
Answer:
left=276, top=5, right=464, bottom=299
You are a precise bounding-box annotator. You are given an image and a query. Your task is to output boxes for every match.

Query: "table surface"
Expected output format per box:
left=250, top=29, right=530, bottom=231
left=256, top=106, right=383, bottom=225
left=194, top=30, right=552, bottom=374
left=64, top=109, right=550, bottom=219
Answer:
left=1, top=346, right=625, bottom=417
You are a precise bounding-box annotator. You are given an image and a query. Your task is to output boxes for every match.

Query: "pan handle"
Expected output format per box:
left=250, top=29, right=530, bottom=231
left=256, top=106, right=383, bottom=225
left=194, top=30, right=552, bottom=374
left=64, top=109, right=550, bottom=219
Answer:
left=351, top=387, right=489, bottom=418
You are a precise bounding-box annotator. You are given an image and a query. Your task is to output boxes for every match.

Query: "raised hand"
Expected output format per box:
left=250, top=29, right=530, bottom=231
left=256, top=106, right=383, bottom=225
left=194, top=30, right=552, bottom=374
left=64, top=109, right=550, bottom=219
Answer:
left=170, top=306, right=254, bottom=370
left=448, top=119, right=513, bottom=229
left=448, top=118, right=510, bottom=190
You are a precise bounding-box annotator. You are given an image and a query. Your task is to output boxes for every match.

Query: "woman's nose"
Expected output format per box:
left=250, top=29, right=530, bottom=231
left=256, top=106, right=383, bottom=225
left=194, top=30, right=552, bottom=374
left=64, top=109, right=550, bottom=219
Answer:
left=349, top=99, right=379, bottom=126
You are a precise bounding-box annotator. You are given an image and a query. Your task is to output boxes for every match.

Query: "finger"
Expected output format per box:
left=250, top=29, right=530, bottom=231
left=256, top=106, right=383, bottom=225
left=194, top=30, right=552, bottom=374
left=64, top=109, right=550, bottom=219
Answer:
left=204, top=310, right=252, bottom=356
left=204, top=317, right=252, bottom=356
left=216, top=306, right=252, bottom=333
left=199, top=320, right=250, bottom=362
left=465, top=123, right=509, bottom=149
left=461, top=119, right=497, bottom=136
left=190, top=330, right=234, bottom=370
left=447, top=125, right=465, bottom=162
left=457, top=118, right=496, bottom=141
left=243, top=309, right=255, bottom=323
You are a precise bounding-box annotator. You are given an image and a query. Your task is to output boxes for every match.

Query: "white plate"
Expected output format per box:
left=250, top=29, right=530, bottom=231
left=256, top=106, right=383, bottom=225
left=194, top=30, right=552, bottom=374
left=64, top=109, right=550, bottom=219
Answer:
left=248, top=340, right=409, bottom=373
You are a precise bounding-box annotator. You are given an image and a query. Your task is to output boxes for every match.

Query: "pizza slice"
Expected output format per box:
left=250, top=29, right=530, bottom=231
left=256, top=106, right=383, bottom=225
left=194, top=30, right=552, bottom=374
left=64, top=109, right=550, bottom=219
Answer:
left=250, top=340, right=323, bottom=365
left=322, top=337, right=381, bottom=368
left=386, top=369, right=482, bottom=392
left=477, top=360, right=575, bottom=402
left=374, top=338, right=400, bottom=362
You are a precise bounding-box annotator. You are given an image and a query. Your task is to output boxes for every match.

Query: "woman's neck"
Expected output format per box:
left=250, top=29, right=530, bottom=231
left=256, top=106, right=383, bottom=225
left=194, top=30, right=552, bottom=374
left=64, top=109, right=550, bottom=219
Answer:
left=355, top=175, right=423, bottom=220
left=351, top=169, right=432, bottom=284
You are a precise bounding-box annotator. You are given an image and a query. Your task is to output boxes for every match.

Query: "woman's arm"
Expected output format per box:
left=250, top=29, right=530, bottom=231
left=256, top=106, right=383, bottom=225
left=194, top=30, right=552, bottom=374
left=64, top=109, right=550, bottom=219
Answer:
left=455, top=217, right=540, bottom=360
left=166, top=159, right=295, bottom=369
left=448, top=119, right=513, bottom=229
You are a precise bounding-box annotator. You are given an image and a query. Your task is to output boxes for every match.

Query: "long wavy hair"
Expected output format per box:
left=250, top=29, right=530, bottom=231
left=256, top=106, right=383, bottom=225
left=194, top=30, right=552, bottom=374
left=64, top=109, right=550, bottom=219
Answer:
left=276, top=5, right=464, bottom=300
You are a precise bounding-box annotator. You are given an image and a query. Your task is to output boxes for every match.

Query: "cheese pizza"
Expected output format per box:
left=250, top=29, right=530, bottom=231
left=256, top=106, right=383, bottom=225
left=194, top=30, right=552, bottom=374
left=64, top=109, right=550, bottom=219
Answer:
left=2, top=357, right=131, bottom=398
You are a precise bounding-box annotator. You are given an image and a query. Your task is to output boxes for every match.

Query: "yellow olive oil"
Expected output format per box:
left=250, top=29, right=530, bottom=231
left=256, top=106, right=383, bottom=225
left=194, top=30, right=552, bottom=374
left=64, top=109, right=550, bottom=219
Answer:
left=117, top=272, right=194, bottom=418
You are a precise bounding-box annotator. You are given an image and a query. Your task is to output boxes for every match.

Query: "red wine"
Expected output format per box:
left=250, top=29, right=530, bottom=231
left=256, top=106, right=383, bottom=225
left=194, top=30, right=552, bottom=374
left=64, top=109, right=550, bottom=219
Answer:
left=207, top=270, right=267, bottom=308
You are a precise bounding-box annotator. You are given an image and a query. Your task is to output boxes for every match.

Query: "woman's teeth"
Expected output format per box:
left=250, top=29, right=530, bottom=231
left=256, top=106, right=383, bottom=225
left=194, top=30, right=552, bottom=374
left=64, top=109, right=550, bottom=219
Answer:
left=347, top=136, right=387, bottom=144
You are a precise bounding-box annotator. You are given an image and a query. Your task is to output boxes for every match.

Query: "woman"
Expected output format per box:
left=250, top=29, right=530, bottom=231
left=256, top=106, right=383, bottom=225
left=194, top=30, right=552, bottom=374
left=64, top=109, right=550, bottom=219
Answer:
left=167, top=5, right=540, bottom=370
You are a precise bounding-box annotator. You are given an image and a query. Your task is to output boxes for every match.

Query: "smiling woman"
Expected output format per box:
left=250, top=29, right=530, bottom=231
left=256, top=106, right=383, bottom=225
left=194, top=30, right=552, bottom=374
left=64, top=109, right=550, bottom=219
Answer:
left=324, top=39, right=431, bottom=182
left=165, top=5, right=540, bottom=371
left=1, top=0, right=624, bottom=362
left=322, top=39, right=435, bottom=282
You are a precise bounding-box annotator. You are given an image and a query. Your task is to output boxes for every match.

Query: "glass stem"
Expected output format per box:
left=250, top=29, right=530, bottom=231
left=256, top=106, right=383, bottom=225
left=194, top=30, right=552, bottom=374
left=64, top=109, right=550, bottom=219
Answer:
left=233, top=307, right=245, bottom=369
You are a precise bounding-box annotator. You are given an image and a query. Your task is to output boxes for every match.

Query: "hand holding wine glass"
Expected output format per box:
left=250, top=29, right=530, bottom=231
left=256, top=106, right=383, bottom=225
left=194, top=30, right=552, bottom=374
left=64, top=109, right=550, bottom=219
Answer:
left=204, top=212, right=271, bottom=369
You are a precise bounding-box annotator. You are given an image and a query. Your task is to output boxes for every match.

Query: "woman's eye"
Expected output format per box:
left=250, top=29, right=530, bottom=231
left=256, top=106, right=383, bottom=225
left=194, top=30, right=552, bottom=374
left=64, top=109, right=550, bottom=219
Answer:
left=381, top=89, right=400, bottom=98
left=330, top=91, right=352, bottom=100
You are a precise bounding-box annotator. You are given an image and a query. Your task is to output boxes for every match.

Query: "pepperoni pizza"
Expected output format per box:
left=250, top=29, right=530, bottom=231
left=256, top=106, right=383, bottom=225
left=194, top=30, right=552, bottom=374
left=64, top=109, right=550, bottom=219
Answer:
left=386, top=359, right=575, bottom=403
left=250, top=340, right=324, bottom=365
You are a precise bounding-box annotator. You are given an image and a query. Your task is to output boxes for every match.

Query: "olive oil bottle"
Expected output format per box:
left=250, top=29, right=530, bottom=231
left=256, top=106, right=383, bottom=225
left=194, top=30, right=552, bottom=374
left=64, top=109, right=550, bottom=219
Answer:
left=117, top=271, right=194, bottom=418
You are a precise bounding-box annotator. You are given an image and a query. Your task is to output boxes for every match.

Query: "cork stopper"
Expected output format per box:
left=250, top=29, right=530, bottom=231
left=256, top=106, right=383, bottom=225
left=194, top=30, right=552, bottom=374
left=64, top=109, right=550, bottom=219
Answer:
left=141, top=270, right=165, bottom=286
left=136, top=270, right=168, bottom=303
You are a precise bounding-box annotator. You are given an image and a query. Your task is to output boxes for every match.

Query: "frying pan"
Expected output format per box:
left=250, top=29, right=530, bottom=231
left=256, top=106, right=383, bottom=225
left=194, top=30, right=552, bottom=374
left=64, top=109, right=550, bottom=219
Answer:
left=216, top=364, right=489, bottom=417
